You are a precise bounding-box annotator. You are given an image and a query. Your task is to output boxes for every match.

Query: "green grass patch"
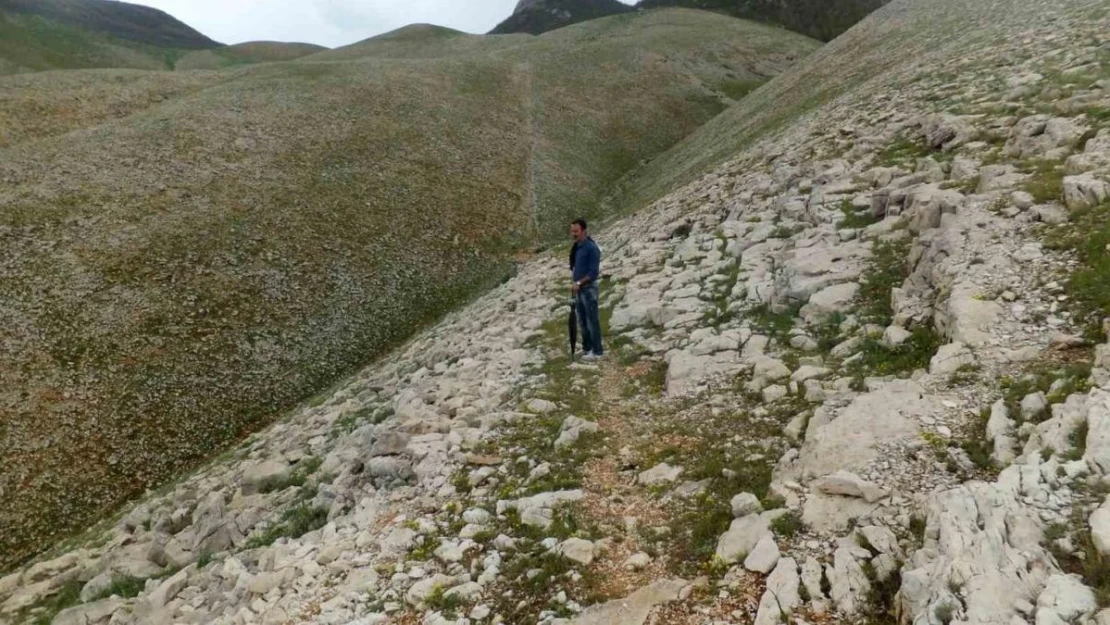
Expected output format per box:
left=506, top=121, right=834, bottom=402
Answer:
left=20, top=578, right=83, bottom=625
left=1000, top=362, right=1093, bottom=422
left=1042, top=203, right=1110, bottom=340
left=838, top=199, right=880, bottom=230
left=245, top=503, right=329, bottom=548
left=848, top=328, right=941, bottom=380
left=258, top=456, right=323, bottom=494
left=858, top=237, right=912, bottom=326
left=1022, top=159, right=1066, bottom=204
left=87, top=575, right=145, bottom=602
left=747, top=303, right=800, bottom=339
left=770, top=511, right=804, bottom=538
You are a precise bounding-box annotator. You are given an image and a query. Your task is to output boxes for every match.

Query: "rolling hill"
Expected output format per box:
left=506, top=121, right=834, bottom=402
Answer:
left=490, top=0, right=891, bottom=41
left=0, top=8, right=819, bottom=570
left=0, top=0, right=219, bottom=49
left=174, top=41, right=328, bottom=70
left=0, top=0, right=324, bottom=74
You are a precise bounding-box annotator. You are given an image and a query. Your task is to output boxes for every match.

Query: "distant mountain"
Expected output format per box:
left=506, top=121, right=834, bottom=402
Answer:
left=0, top=0, right=219, bottom=49
left=490, top=0, right=891, bottom=41
left=490, top=0, right=634, bottom=35
left=0, top=0, right=222, bottom=73
left=635, top=0, right=891, bottom=42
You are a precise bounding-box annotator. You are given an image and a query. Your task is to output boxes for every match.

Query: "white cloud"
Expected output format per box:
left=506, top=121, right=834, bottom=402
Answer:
left=130, top=0, right=524, bottom=48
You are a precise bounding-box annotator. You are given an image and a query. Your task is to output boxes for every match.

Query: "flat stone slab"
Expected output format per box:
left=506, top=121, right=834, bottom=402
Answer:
left=569, top=579, right=688, bottom=625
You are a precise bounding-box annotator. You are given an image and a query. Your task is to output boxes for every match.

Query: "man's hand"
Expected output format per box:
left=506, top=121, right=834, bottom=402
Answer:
left=571, top=281, right=581, bottom=296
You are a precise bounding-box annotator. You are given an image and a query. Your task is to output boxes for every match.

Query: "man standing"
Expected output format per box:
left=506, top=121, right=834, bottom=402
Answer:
left=570, top=219, right=603, bottom=360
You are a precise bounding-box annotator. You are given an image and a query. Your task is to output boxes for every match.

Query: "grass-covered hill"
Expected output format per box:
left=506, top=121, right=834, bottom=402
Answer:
left=175, top=41, right=328, bottom=70
left=0, top=0, right=223, bottom=74
left=0, top=8, right=819, bottom=570
left=489, top=0, right=890, bottom=41
left=0, top=0, right=323, bottom=74
left=489, top=0, right=634, bottom=35
left=0, top=0, right=218, bottom=49
left=636, top=0, right=891, bottom=42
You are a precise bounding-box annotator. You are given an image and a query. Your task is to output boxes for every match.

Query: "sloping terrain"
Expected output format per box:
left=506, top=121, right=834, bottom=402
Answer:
left=489, top=0, right=634, bottom=36
left=0, top=0, right=219, bottom=74
left=489, top=0, right=890, bottom=41
left=1, top=0, right=1107, bottom=624
left=637, top=0, right=891, bottom=42
left=0, top=11, right=176, bottom=74
left=175, top=42, right=328, bottom=71
left=0, top=9, right=817, bottom=574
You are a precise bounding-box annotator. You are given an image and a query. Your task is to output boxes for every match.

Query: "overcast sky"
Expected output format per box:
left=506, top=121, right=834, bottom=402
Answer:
left=129, top=0, right=632, bottom=49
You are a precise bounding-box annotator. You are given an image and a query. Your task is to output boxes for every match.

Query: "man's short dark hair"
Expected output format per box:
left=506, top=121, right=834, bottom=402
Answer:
left=572, top=218, right=588, bottom=230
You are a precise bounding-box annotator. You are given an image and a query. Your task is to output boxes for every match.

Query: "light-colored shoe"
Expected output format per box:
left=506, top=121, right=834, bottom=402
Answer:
left=581, top=353, right=600, bottom=362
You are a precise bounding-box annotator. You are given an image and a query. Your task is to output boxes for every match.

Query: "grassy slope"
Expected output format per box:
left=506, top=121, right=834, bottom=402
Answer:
left=0, top=0, right=219, bottom=49
left=0, top=9, right=818, bottom=569
left=610, top=0, right=991, bottom=214
left=175, top=42, right=328, bottom=70
left=0, top=11, right=177, bottom=73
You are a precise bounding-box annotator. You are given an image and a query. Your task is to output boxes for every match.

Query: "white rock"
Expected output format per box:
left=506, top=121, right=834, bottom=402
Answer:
left=624, top=552, right=653, bottom=571
left=929, top=342, right=975, bottom=375
left=731, top=493, right=763, bottom=518
left=744, top=535, right=780, bottom=573
left=558, top=538, right=597, bottom=566
left=812, top=470, right=890, bottom=503
left=637, top=463, right=684, bottom=487
left=753, top=558, right=801, bottom=625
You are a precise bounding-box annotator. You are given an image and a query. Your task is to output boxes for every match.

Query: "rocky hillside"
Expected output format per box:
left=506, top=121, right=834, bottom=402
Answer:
left=489, top=0, right=634, bottom=36
left=0, top=9, right=818, bottom=575
left=4, top=1, right=1108, bottom=625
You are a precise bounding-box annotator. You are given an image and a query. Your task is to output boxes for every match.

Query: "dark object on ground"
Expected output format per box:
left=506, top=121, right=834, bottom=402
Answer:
left=569, top=296, right=579, bottom=359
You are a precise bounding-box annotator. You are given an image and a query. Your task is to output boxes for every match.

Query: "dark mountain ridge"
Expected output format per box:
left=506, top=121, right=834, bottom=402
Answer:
left=490, top=0, right=892, bottom=42
left=0, top=0, right=220, bottom=49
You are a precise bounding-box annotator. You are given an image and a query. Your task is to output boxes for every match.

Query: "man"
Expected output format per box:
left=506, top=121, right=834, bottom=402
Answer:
left=570, top=218, right=603, bottom=360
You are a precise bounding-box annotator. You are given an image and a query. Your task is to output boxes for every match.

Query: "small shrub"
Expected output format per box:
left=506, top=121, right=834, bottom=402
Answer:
left=837, top=199, right=880, bottom=230
left=770, top=511, right=804, bottom=538
left=88, top=575, right=145, bottom=601
left=246, top=503, right=329, bottom=548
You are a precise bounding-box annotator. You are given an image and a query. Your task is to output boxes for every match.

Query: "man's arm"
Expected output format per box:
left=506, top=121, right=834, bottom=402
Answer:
left=584, top=243, right=600, bottom=284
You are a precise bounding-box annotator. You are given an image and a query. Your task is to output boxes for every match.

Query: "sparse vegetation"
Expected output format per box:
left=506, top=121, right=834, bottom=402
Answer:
left=0, top=7, right=818, bottom=569
left=1042, top=202, right=1110, bottom=340
left=770, top=511, right=805, bottom=538
left=245, top=503, right=329, bottom=548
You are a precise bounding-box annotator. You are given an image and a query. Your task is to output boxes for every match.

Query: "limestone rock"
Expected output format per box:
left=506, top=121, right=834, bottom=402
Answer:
left=554, top=416, right=599, bottom=450
left=744, top=534, right=780, bottom=573
left=754, top=558, right=801, bottom=625
left=558, top=538, right=597, bottom=566
left=812, top=470, right=890, bottom=503
left=715, top=512, right=772, bottom=564
left=568, top=579, right=687, bottom=625
left=731, top=492, right=763, bottom=518
left=241, top=460, right=291, bottom=494
left=1091, top=499, right=1110, bottom=556
left=929, top=342, right=975, bottom=375
left=637, top=463, right=684, bottom=487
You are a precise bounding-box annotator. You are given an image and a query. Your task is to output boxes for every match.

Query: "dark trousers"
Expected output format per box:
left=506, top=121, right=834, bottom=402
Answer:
left=576, top=284, right=603, bottom=355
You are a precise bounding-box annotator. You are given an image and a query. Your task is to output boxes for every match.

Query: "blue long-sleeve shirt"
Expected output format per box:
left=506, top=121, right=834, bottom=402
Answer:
left=572, top=237, right=601, bottom=284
